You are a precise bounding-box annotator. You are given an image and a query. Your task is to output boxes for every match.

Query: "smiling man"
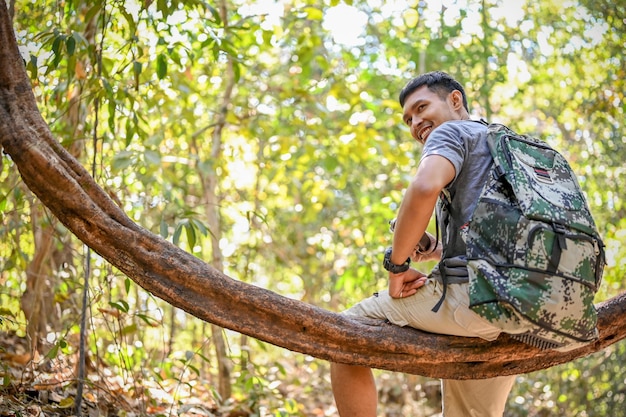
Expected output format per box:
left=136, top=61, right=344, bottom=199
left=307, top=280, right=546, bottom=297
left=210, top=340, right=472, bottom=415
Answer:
left=330, top=71, right=519, bottom=416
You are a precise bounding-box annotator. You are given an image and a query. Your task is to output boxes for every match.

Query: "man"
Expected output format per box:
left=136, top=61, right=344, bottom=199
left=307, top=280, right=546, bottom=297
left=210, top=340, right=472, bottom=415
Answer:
left=330, top=71, right=518, bottom=416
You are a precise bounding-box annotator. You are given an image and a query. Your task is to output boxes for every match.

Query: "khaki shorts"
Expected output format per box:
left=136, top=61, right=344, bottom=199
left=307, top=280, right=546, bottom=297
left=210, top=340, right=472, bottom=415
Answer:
left=343, top=279, right=517, bottom=416
left=343, top=279, right=501, bottom=341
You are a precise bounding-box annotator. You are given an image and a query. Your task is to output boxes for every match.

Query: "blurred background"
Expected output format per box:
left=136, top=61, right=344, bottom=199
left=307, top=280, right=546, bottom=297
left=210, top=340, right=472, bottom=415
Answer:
left=1, top=0, right=624, bottom=415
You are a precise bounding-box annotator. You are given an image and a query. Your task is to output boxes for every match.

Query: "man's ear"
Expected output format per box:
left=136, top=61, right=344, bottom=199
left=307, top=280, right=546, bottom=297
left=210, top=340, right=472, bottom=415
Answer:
left=450, top=90, right=464, bottom=111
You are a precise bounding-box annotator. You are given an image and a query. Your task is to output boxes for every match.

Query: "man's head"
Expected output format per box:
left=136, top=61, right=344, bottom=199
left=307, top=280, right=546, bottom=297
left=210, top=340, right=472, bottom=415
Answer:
left=399, top=71, right=468, bottom=110
left=399, top=71, right=470, bottom=144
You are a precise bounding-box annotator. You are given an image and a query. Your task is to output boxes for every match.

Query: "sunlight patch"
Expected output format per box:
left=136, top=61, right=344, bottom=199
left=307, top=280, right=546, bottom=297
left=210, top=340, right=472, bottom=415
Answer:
left=323, top=4, right=367, bottom=47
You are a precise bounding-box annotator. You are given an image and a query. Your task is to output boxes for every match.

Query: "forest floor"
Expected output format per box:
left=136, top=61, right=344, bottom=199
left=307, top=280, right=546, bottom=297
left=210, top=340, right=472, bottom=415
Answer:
left=0, top=331, right=443, bottom=417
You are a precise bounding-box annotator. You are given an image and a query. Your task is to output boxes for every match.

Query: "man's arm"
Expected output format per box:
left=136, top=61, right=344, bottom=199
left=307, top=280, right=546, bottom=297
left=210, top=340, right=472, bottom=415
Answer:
left=387, top=155, right=455, bottom=298
left=388, top=222, right=442, bottom=263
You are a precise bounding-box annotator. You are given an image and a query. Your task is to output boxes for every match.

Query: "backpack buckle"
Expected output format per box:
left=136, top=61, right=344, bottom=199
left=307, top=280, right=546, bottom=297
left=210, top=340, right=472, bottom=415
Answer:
left=552, top=222, right=568, bottom=235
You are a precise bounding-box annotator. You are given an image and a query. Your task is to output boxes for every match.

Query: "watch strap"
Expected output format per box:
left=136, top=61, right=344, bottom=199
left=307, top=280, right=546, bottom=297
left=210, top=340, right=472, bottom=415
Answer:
left=383, top=247, right=411, bottom=273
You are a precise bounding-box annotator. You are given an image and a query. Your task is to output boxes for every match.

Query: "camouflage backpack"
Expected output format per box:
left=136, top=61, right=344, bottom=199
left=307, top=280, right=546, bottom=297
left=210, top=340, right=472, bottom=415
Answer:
left=461, top=123, right=605, bottom=351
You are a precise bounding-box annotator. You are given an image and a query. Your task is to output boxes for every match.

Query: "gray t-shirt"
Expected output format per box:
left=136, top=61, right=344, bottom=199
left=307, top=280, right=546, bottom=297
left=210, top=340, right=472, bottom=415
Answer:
left=420, top=120, right=493, bottom=283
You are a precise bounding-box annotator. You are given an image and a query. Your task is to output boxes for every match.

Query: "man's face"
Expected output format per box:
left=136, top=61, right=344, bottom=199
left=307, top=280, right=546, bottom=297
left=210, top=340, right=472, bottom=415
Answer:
left=401, top=85, right=462, bottom=144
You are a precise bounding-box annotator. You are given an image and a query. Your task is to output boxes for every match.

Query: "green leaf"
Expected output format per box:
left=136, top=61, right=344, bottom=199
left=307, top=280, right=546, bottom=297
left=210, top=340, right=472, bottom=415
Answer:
left=156, top=53, right=168, bottom=79
left=187, top=364, right=200, bottom=376
left=195, top=352, right=212, bottom=364
left=144, top=149, right=161, bottom=166
left=84, top=2, right=102, bottom=23
left=206, top=4, right=222, bottom=25
left=112, top=151, right=134, bottom=171
left=173, top=222, right=184, bottom=245
left=262, top=29, right=273, bottom=46
left=233, top=61, right=241, bottom=83
left=51, top=34, right=64, bottom=57
left=185, top=222, right=196, bottom=248
left=133, top=60, right=142, bottom=89
left=26, top=54, right=38, bottom=79
left=304, top=7, right=323, bottom=20
left=58, top=397, right=75, bottom=408
left=121, top=323, right=138, bottom=335
left=0, top=307, right=15, bottom=317
left=65, top=35, right=76, bottom=56
left=107, top=102, right=116, bottom=132
left=72, top=31, right=87, bottom=46
left=45, top=343, right=59, bottom=360
left=120, top=6, right=137, bottom=35
left=50, top=34, right=66, bottom=68
left=101, top=78, right=114, bottom=98
left=110, top=299, right=130, bottom=313
left=190, top=218, right=208, bottom=236
left=157, top=0, right=169, bottom=16
left=137, top=313, right=160, bottom=327
left=124, top=117, right=135, bottom=147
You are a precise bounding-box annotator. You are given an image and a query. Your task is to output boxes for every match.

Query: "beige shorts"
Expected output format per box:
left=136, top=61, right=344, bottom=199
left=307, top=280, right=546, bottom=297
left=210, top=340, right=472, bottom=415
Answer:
left=343, top=279, right=501, bottom=341
left=343, top=279, right=516, bottom=416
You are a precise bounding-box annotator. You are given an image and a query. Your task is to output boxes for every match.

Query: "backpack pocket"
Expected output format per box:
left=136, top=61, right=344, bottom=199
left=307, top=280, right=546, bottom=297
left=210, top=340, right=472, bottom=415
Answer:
left=468, top=260, right=599, bottom=345
left=511, top=141, right=586, bottom=213
left=527, top=223, right=602, bottom=290
left=497, top=134, right=599, bottom=235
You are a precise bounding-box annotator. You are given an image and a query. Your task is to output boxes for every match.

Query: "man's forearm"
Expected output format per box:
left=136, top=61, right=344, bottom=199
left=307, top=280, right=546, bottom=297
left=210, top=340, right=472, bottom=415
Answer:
left=391, top=185, right=438, bottom=264
left=390, top=154, right=454, bottom=266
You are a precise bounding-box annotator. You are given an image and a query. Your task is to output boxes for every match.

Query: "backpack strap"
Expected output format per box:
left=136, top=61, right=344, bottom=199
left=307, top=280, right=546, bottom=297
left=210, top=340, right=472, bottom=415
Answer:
left=549, top=223, right=568, bottom=273
left=431, top=259, right=448, bottom=312
left=431, top=194, right=451, bottom=313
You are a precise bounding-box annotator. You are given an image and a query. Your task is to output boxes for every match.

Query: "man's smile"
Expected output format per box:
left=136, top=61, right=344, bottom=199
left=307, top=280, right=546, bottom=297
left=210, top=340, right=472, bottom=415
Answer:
left=418, top=125, right=433, bottom=142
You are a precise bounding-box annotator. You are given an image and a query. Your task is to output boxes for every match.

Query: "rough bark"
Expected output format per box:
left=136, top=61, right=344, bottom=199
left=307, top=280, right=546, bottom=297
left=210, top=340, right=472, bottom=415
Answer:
left=1, top=3, right=625, bottom=380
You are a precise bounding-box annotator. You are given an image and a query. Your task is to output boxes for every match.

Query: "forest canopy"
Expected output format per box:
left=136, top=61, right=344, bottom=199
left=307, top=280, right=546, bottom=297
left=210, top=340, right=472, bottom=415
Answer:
left=1, top=0, right=625, bottom=415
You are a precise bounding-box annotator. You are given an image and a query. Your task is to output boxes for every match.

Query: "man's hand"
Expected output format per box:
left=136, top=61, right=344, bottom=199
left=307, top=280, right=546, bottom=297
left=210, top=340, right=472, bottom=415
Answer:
left=410, top=232, right=443, bottom=263
left=388, top=268, right=428, bottom=298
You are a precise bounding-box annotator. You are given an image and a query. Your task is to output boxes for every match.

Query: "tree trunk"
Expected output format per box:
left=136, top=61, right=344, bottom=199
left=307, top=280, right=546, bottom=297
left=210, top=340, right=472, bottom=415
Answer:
left=1, top=3, right=625, bottom=380
left=188, top=0, right=237, bottom=401
left=21, top=201, right=57, bottom=353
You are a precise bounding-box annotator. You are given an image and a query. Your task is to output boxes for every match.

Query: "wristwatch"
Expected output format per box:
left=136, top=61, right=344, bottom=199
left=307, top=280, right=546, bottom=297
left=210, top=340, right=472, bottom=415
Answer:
left=383, top=247, right=411, bottom=273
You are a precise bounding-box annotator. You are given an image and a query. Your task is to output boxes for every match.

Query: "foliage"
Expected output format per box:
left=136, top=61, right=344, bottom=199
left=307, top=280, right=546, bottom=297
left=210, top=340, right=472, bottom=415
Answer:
left=1, top=0, right=624, bottom=415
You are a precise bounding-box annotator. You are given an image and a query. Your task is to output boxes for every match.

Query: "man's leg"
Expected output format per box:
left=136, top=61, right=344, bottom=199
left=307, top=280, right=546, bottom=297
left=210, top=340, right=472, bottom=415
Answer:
left=330, top=362, right=377, bottom=417
left=441, top=375, right=516, bottom=417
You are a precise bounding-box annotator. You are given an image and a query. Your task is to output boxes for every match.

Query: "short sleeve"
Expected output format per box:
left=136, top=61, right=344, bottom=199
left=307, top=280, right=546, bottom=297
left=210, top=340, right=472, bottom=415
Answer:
left=419, top=121, right=468, bottom=185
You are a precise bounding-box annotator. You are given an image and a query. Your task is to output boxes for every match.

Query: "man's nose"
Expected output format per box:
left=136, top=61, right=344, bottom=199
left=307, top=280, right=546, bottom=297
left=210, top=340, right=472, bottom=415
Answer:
left=410, top=117, right=422, bottom=136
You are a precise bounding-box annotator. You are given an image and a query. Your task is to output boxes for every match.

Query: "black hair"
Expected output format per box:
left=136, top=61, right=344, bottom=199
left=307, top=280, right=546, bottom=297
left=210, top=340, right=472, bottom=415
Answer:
left=398, top=71, right=469, bottom=112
